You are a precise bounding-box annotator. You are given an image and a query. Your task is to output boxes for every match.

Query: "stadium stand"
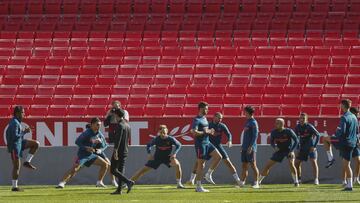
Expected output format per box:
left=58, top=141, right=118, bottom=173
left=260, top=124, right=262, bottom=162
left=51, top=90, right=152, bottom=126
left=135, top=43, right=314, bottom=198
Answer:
left=0, top=0, right=359, bottom=118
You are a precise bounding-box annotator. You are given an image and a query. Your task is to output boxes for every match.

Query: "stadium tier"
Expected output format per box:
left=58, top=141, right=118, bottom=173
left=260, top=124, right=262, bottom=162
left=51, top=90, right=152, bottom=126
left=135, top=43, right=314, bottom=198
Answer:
left=0, top=0, right=360, bottom=118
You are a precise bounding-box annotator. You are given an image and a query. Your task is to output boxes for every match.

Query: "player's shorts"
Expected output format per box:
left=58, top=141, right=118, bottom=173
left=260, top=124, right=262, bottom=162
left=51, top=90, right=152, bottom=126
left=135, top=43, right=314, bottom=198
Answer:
left=76, top=153, right=99, bottom=167
left=83, top=152, right=108, bottom=167
left=330, top=137, right=341, bottom=150
left=10, top=140, right=27, bottom=160
left=145, top=156, right=172, bottom=169
left=271, top=150, right=291, bottom=163
left=340, top=146, right=357, bottom=161
left=241, top=150, right=256, bottom=163
left=352, top=147, right=360, bottom=158
left=296, top=148, right=318, bottom=161
left=213, top=144, right=229, bottom=159
left=195, top=143, right=216, bottom=160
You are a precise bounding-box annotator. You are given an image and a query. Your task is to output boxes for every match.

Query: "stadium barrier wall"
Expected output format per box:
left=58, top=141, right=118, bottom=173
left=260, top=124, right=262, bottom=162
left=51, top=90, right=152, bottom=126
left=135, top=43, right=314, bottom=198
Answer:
left=0, top=117, right=341, bottom=146
left=0, top=146, right=347, bottom=185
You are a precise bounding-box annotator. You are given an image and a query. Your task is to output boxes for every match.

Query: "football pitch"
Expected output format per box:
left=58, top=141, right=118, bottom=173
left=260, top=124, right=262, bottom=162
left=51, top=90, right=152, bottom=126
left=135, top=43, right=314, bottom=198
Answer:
left=1, top=184, right=360, bottom=203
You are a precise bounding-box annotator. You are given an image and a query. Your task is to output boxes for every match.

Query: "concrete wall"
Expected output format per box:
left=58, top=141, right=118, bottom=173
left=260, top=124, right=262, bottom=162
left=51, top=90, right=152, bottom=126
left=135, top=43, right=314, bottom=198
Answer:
left=0, top=146, right=346, bottom=186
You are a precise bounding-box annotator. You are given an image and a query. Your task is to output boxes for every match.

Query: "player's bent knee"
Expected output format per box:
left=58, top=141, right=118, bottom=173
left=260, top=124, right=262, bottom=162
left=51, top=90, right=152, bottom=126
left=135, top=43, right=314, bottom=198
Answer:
left=215, top=152, right=222, bottom=160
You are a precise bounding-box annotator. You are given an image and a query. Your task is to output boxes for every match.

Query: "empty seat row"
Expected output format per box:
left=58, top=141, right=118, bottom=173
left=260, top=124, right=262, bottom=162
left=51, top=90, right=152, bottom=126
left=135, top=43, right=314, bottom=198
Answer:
left=0, top=103, right=354, bottom=118
left=1, top=0, right=360, bottom=15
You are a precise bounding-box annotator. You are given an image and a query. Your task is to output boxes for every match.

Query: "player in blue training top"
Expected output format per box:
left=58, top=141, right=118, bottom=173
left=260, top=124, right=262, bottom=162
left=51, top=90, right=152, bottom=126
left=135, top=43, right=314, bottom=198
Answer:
left=6, top=106, right=40, bottom=192
left=337, top=99, right=359, bottom=191
left=294, top=113, right=320, bottom=185
left=187, top=112, right=241, bottom=186
left=189, top=102, right=222, bottom=192
left=239, top=106, right=260, bottom=189
left=259, top=118, right=300, bottom=187
left=56, top=117, right=110, bottom=189
left=323, top=100, right=360, bottom=189
left=130, top=125, right=185, bottom=189
left=349, top=107, right=360, bottom=185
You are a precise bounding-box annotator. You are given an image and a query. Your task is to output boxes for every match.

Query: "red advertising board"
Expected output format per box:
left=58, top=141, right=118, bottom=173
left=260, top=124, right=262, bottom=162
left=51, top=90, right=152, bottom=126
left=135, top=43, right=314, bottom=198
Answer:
left=0, top=117, right=341, bottom=146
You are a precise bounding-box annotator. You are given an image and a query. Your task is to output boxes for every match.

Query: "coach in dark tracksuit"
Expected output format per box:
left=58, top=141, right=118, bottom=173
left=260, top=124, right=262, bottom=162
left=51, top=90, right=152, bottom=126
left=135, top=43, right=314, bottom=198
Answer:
left=110, top=109, right=134, bottom=195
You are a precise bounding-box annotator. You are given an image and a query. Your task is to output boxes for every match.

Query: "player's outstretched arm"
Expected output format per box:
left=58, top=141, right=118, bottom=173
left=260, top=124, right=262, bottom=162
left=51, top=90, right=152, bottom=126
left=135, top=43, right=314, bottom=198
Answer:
left=146, top=138, right=156, bottom=154
left=172, top=137, right=182, bottom=155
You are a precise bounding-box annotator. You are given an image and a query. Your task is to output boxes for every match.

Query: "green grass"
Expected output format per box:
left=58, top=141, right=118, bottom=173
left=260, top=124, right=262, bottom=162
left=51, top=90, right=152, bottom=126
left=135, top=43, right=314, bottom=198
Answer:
left=0, top=184, right=360, bottom=203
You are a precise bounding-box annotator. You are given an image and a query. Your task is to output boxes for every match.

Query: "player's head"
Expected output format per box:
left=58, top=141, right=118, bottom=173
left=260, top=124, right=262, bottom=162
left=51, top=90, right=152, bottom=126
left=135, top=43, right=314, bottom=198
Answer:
left=111, top=100, right=121, bottom=109
left=13, top=106, right=25, bottom=120
left=350, top=107, right=359, bottom=117
left=275, top=118, right=285, bottom=130
left=299, top=113, right=308, bottom=125
left=244, top=105, right=255, bottom=118
left=198, top=101, right=209, bottom=116
left=213, top=112, right=223, bottom=123
left=340, top=99, right=351, bottom=112
left=158, top=125, right=168, bottom=137
left=114, top=108, right=125, bottom=121
left=90, top=117, right=101, bottom=132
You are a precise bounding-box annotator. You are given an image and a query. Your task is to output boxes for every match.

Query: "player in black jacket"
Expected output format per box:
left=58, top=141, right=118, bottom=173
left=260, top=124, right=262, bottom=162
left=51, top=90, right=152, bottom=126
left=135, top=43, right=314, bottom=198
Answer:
left=110, top=109, right=134, bottom=195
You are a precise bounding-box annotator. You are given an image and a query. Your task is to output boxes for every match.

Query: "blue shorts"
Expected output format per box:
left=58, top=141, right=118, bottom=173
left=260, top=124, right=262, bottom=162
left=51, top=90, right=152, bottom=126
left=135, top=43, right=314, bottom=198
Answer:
left=340, top=146, right=357, bottom=161
left=76, top=153, right=99, bottom=167
left=271, top=150, right=291, bottom=163
left=82, top=152, right=108, bottom=167
left=241, top=150, right=256, bottom=163
left=10, top=140, right=27, bottom=160
left=352, top=147, right=360, bottom=158
left=213, top=144, right=229, bottom=159
left=195, top=143, right=216, bottom=160
left=145, top=156, right=172, bottom=169
left=297, top=148, right=318, bottom=162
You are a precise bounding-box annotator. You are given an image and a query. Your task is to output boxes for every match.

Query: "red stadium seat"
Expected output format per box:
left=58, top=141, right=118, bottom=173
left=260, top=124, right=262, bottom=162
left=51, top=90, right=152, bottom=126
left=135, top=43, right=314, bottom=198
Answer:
left=29, top=105, right=49, bottom=117
left=48, top=105, right=68, bottom=117
left=262, top=105, right=281, bottom=116
left=68, top=105, right=87, bottom=117
left=281, top=105, right=300, bottom=116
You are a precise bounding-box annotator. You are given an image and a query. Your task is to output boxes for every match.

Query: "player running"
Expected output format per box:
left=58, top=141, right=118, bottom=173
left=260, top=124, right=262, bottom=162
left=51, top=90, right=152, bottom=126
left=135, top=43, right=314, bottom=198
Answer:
left=294, top=113, right=320, bottom=185
left=56, top=117, right=109, bottom=189
left=130, top=125, right=185, bottom=189
left=187, top=112, right=241, bottom=186
left=6, top=106, right=39, bottom=192
left=190, top=102, right=222, bottom=192
left=259, top=118, right=300, bottom=186
left=239, top=106, right=260, bottom=189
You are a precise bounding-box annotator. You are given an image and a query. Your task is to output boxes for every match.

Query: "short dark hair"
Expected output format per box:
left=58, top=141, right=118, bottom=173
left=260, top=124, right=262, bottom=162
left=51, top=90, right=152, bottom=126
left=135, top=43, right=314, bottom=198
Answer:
left=341, top=99, right=351, bottom=109
left=90, top=117, right=101, bottom=124
left=198, top=101, right=208, bottom=109
left=300, top=112, right=308, bottom=118
left=350, top=107, right=359, bottom=116
left=13, top=106, right=24, bottom=116
left=244, top=105, right=255, bottom=115
left=214, top=112, right=223, bottom=118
